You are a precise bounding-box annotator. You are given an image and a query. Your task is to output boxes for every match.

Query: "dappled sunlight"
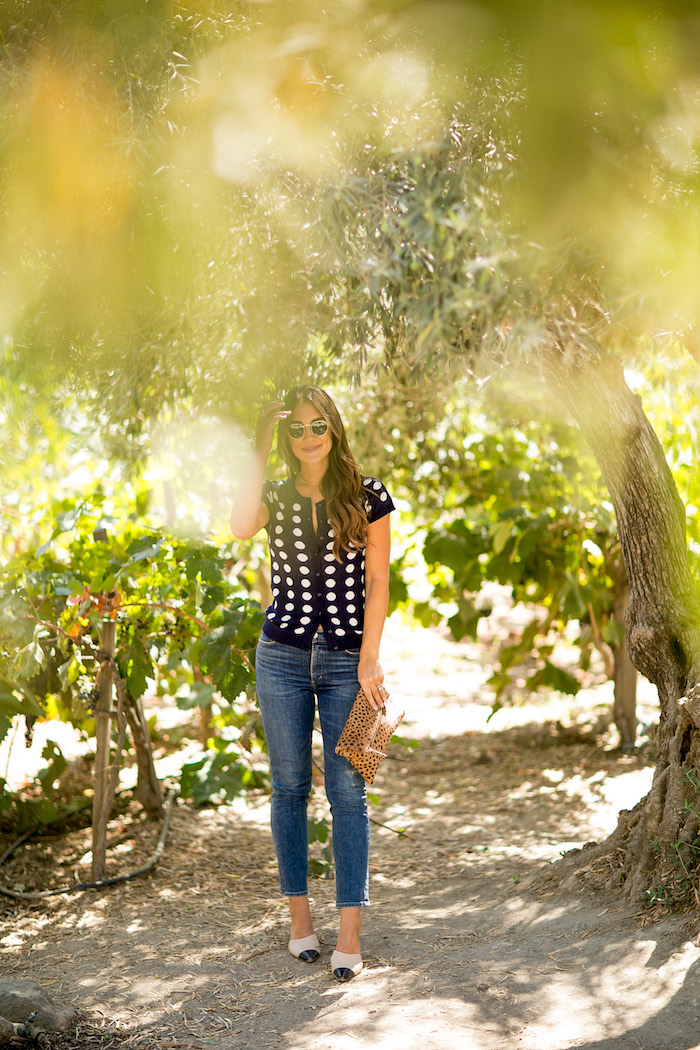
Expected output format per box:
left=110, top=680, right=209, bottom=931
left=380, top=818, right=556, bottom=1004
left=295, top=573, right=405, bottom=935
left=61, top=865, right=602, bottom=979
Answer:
left=383, top=614, right=661, bottom=747
left=291, top=994, right=498, bottom=1050
left=0, top=931, right=23, bottom=948
left=276, top=914, right=700, bottom=1050
left=75, top=912, right=105, bottom=931
left=0, top=620, right=675, bottom=1048
left=505, top=762, right=653, bottom=846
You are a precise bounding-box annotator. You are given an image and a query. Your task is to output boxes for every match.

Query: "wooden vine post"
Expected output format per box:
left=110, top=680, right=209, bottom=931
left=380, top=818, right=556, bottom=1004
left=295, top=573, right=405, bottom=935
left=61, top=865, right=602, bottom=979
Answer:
left=92, top=617, right=116, bottom=881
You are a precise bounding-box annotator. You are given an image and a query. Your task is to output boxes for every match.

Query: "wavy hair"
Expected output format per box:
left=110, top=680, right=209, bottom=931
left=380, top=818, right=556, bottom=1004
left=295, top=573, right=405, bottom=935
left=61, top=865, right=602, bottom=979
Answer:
left=278, top=386, right=367, bottom=559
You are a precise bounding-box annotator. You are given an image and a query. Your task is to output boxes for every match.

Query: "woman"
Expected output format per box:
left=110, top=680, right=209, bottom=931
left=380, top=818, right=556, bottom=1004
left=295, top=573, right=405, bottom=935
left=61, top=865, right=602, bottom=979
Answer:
left=230, top=386, right=393, bottom=982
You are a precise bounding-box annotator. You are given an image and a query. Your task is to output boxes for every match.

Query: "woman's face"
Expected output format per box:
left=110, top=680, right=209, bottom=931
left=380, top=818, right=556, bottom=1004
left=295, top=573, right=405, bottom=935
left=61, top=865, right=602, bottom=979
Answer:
left=287, top=399, right=333, bottom=470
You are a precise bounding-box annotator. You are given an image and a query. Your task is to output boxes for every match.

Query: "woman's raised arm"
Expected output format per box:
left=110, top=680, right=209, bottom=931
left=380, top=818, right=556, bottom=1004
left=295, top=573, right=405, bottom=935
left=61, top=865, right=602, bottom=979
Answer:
left=230, top=401, right=289, bottom=540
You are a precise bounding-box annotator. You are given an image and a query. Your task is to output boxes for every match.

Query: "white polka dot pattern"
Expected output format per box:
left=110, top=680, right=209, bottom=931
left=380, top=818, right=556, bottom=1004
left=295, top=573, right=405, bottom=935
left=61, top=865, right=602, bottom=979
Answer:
left=259, top=477, right=394, bottom=649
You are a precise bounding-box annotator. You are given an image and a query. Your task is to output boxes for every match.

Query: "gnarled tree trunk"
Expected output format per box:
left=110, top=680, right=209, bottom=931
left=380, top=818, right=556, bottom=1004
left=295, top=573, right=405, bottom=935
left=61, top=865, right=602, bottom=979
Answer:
left=545, top=346, right=700, bottom=903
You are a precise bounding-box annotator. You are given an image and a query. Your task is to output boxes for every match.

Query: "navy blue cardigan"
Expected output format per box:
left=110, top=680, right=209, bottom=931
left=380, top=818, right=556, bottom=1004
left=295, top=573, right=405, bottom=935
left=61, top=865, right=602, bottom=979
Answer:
left=260, top=476, right=394, bottom=651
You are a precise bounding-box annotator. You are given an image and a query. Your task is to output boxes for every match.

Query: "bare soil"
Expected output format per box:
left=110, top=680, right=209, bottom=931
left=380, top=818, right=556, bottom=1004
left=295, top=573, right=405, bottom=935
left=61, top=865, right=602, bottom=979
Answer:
left=2, top=618, right=700, bottom=1050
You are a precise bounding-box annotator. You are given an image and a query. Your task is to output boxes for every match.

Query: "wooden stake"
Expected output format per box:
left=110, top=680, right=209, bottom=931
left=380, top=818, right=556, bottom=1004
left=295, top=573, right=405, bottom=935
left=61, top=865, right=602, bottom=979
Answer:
left=92, top=619, right=115, bottom=881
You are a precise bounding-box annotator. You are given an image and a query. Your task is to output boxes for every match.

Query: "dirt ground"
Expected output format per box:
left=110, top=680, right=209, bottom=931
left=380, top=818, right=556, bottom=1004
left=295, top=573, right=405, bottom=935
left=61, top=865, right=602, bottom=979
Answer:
left=2, top=616, right=700, bottom=1050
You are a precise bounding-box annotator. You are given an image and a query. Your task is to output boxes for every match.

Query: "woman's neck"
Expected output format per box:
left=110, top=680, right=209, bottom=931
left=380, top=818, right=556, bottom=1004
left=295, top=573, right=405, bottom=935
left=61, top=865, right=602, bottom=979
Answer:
left=295, top=463, right=327, bottom=488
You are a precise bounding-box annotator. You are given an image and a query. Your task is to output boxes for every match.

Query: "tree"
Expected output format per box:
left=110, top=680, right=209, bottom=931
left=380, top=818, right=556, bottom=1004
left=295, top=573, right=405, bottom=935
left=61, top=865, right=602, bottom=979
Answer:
left=197, top=7, right=700, bottom=904
left=4, top=0, right=700, bottom=904
left=308, top=114, right=700, bottom=901
left=541, top=346, right=700, bottom=902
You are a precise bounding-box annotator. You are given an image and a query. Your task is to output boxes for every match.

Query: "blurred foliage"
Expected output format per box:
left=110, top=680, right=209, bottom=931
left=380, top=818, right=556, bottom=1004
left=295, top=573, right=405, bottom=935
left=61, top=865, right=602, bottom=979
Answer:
left=3, top=1, right=700, bottom=424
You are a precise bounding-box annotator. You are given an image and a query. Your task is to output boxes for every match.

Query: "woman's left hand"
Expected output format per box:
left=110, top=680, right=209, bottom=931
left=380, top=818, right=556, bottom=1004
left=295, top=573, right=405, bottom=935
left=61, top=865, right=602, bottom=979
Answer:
left=358, top=656, right=387, bottom=712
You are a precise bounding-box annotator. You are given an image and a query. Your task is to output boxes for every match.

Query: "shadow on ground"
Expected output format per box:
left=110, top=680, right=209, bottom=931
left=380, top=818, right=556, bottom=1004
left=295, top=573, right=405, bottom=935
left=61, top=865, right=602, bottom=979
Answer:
left=2, top=712, right=695, bottom=1050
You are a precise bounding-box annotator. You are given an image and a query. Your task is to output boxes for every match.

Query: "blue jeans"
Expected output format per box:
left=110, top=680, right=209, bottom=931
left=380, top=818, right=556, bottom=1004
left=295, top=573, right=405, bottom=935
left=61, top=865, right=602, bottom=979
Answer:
left=255, top=632, right=370, bottom=908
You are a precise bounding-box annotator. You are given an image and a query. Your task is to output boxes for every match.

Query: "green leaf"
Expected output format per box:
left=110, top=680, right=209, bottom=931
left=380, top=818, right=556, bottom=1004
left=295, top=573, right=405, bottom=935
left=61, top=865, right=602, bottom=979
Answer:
left=0, top=779, right=15, bottom=816
left=184, top=551, right=224, bottom=585
left=530, top=660, right=581, bottom=696
left=13, top=638, right=47, bottom=680
left=25, top=798, right=60, bottom=826
left=125, top=534, right=163, bottom=559
left=308, top=817, right=329, bottom=845
left=37, top=741, right=68, bottom=793
left=176, top=681, right=217, bottom=711
left=0, top=684, right=29, bottom=718
left=491, top=520, right=512, bottom=555
left=180, top=745, right=268, bottom=804
left=55, top=506, right=83, bottom=533
left=57, top=654, right=81, bottom=690
left=196, top=605, right=252, bottom=702
left=447, top=596, right=484, bottom=641
left=0, top=713, right=11, bottom=747
left=487, top=672, right=512, bottom=699
left=200, top=584, right=225, bottom=614
left=0, top=595, right=36, bottom=646
left=0, top=683, right=44, bottom=718
left=116, top=639, right=154, bottom=699
left=602, top=619, right=625, bottom=648
left=390, top=735, right=419, bottom=752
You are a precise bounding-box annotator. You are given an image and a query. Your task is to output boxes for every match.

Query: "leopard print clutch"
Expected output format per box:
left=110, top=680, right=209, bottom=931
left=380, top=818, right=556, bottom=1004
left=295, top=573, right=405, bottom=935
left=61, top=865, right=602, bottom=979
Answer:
left=335, top=687, right=405, bottom=784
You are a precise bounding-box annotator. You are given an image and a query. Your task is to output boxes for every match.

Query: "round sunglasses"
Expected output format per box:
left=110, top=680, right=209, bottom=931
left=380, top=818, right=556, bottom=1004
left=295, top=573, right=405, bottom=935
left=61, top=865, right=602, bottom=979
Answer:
left=287, top=419, right=330, bottom=440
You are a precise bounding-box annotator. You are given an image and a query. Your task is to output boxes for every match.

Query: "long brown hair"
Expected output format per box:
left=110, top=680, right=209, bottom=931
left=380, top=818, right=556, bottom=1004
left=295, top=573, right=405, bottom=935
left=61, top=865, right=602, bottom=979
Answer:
left=278, top=386, right=367, bottom=559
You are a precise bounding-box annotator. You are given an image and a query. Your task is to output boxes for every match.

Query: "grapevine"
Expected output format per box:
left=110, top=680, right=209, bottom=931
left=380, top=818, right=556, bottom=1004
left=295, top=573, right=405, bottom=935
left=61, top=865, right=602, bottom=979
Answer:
left=0, top=499, right=267, bottom=821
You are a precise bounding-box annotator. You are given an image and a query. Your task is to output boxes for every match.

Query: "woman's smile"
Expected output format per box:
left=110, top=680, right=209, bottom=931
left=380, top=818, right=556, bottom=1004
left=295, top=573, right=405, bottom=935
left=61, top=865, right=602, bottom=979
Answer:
left=288, top=401, right=333, bottom=463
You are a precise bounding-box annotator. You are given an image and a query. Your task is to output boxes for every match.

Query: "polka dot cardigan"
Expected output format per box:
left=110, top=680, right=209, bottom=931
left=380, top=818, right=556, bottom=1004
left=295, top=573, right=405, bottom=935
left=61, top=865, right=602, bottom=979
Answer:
left=260, top=476, right=395, bottom=651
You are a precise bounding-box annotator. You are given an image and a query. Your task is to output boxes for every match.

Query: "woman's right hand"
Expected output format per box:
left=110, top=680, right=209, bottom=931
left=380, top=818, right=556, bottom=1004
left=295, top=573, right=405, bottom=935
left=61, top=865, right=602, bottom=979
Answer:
left=255, top=401, right=290, bottom=457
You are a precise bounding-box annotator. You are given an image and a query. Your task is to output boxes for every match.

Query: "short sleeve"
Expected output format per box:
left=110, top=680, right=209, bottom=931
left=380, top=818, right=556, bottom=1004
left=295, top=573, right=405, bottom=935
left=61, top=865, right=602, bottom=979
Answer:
left=362, top=477, right=395, bottom=524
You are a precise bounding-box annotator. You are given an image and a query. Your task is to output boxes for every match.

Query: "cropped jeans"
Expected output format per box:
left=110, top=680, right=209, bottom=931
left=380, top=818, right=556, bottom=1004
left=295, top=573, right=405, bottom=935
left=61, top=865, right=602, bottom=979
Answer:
left=255, top=631, right=370, bottom=908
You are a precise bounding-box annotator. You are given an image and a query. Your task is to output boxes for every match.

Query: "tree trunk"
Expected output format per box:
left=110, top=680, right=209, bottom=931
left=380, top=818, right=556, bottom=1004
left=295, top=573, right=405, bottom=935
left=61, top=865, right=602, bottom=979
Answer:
left=545, top=347, right=700, bottom=903
left=193, top=667, right=214, bottom=745
left=199, top=703, right=213, bottom=746
left=612, top=634, right=637, bottom=751
left=124, top=692, right=164, bottom=820
left=611, top=581, right=637, bottom=750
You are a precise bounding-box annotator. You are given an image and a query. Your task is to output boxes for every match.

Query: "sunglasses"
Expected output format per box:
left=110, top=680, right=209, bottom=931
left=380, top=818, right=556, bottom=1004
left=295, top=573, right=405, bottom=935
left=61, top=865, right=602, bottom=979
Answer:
left=287, top=419, right=330, bottom=440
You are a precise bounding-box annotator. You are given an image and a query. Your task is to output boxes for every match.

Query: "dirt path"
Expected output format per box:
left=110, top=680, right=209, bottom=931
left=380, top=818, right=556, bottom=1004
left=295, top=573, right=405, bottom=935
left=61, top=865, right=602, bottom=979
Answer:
left=2, top=619, right=700, bottom=1050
